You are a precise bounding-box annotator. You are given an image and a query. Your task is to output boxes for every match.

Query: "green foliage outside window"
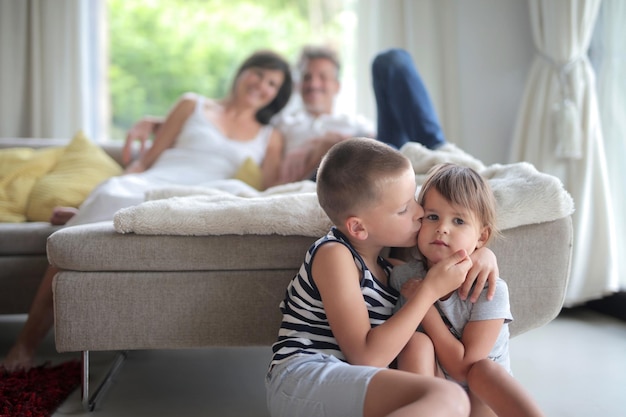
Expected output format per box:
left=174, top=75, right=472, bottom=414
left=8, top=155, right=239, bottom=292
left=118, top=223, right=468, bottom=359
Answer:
left=108, top=0, right=351, bottom=140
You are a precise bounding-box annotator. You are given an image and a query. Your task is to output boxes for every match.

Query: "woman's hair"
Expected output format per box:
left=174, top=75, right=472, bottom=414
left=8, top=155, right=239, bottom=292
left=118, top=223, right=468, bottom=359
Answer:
left=418, top=163, right=500, bottom=244
left=232, top=50, right=293, bottom=124
left=317, top=137, right=412, bottom=225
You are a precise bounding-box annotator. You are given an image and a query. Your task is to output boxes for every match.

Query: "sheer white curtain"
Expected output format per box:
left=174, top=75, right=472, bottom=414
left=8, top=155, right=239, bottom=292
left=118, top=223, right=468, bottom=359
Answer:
left=594, top=0, right=626, bottom=291
left=0, top=0, right=106, bottom=140
left=509, top=0, right=619, bottom=306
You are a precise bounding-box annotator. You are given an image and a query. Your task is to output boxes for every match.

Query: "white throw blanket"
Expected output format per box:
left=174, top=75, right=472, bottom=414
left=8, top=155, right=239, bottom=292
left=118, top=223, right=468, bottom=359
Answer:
left=113, top=143, right=574, bottom=236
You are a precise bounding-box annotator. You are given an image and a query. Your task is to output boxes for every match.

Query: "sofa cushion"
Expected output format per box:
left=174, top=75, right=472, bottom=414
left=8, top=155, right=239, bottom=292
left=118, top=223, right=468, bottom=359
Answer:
left=26, top=131, right=123, bottom=221
left=47, top=221, right=317, bottom=272
left=0, top=222, right=62, bottom=255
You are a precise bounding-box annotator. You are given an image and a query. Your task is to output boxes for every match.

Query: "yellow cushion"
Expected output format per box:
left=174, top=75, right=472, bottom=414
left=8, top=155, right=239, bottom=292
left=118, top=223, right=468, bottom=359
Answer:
left=25, top=131, right=123, bottom=222
left=233, top=157, right=263, bottom=190
left=0, top=146, right=64, bottom=222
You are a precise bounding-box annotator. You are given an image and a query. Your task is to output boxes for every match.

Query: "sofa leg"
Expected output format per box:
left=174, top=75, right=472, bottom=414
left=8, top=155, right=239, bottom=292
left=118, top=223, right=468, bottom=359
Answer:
left=81, top=350, right=128, bottom=412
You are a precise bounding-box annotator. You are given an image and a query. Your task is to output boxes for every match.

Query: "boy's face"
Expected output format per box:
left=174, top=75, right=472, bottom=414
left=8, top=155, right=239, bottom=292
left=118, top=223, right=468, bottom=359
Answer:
left=417, top=188, right=488, bottom=267
left=359, top=167, right=424, bottom=248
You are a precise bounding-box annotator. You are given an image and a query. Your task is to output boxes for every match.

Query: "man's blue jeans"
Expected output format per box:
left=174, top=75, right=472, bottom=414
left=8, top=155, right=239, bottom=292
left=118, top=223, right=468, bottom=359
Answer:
left=372, top=48, right=446, bottom=150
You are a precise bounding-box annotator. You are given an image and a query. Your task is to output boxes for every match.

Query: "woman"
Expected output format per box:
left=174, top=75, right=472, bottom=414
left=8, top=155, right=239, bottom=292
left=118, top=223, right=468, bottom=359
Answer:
left=2, top=50, right=293, bottom=371
left=51, top=49, right=293, bottom=226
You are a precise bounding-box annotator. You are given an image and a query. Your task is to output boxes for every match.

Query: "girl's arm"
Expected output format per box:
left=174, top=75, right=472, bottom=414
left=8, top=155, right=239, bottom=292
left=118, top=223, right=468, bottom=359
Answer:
left=421, top=305, right=503, bottom=383
left=312, top=243, right=471, bottom=368
left=260, top=129, right=285, bottom=189
left=124, top=94, right=195, bottom=174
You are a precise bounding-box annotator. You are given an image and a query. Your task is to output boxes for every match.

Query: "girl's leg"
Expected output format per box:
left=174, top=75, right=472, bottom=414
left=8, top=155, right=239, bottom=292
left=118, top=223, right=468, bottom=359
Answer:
left=469, top=391, right=498, bottom=417
left=1, top=265, right=58, bottom=371
left=467, top=359, right=545, bottom=417
left=372, top=48, right=446, bottom=150
left=396, top=331, right=438, bottom=376
left=364, top=369, right=470, bottom=417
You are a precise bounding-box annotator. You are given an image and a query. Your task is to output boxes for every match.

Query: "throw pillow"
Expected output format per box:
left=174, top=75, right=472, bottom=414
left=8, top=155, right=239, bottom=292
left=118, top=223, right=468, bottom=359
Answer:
left=26, top=131, right=123, bottom=221
left=0, top=147, right=64, bottom=222
left=233, top=157, right=263, bottom=190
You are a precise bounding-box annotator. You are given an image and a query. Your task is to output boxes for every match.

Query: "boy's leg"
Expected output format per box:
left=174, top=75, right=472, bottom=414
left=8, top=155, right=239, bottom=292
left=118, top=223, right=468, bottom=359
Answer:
left=364, top=369, right=469, bottom=417
left=396, top=331, right=438, bottom=376
left=371, top=48, right=446, bottom=150
left=467, top=359, right=545, bottom=417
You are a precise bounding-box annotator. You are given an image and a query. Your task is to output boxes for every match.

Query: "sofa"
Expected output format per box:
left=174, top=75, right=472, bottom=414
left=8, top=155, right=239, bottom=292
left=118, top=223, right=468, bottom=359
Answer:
left=0, top=137, right=126, bottom=315
left=1, top=137, right=574, bottom=410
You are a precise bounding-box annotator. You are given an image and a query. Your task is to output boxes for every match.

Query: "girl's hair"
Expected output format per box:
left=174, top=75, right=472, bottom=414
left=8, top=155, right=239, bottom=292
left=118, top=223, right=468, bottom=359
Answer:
left=418, top=163, right=500, bottom=244
left=317, top=137, right=412, bottom=225
left=232, top=50, right=293, bottom=124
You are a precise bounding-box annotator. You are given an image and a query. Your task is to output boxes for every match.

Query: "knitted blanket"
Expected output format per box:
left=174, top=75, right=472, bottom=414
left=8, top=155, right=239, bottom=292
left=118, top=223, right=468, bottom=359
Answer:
left=113, top=143, right=574, bottom=236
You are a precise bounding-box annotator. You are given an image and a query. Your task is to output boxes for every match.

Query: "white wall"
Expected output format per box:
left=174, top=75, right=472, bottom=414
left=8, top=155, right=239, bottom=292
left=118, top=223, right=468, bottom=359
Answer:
left=454, top=0, right=535, bottom=164
left=356, top=0, right=535, bottom=165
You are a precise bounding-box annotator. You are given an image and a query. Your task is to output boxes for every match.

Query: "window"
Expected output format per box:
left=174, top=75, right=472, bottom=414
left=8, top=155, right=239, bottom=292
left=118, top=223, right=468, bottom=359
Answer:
left=106, top=0, right=357, bottom=140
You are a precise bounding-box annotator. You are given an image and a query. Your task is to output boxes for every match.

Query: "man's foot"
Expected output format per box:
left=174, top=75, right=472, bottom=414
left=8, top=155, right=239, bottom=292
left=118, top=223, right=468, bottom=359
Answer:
left=49, top=207, right=79, bottom=225
left=1, top=344, right=35, bottom=372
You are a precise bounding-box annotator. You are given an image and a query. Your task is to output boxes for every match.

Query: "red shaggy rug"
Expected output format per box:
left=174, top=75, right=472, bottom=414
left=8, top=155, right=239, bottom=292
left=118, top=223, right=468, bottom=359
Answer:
left=0, top=361, right=81, bottom=417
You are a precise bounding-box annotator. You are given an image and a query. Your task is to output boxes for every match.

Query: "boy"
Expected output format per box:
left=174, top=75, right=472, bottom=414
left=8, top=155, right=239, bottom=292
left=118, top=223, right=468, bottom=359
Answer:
left=266, top=138, right=497, bottom=417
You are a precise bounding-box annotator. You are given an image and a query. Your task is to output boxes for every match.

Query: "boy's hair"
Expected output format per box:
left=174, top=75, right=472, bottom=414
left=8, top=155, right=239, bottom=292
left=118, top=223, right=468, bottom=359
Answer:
left=317, top=137, right=412, bottom=225
left=418, top=163, right=500, bottom=244
left=297, top=45, right=341, bottom=80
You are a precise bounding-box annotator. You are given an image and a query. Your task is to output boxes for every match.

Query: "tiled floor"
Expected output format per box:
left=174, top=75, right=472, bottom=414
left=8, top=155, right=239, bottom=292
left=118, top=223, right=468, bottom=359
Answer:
left=2, top=307, right=626, bottom=416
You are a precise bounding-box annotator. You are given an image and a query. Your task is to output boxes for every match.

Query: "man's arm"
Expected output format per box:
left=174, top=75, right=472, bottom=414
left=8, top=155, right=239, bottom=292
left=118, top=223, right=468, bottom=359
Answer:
left=278, top=132, right=349, bottom=183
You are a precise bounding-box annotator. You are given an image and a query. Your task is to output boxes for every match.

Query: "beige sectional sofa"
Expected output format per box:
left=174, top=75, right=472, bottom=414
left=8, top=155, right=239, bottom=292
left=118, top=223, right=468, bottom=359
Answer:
left=0, top=138, right=125, bottom=315
left=1, top=137, right=574, bottom=410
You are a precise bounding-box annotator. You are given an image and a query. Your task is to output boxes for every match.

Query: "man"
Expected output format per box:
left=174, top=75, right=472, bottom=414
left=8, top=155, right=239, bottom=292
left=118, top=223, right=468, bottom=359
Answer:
left=273, top=45, right=375, bottom=182
left=124, top=45, right=446, bottom=183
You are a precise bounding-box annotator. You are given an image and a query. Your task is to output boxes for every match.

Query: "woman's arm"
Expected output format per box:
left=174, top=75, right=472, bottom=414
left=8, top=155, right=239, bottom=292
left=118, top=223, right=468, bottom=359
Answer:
left=260, top=129, right=285, bottom=189
left=312, top=243, right=471, bottom=368
left=124, top=94, right=196, bottom=174
left=421, top=306, right=503, bottom=382
left=122, top=116, right=165, bottom=165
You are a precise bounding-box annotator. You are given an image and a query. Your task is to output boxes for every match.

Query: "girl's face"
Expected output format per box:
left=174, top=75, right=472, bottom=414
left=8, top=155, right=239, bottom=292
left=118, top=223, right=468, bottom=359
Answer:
left=234, top=67, right=284, bottom=109
left=417, top=188, right=488, bottom=267
left=359, top=167, right=424, bottom=249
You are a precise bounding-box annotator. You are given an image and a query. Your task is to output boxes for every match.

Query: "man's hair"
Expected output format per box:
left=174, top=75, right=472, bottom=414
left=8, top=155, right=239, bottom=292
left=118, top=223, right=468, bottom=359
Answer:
left=297, top=45, right=341, bottom=80
left=232, top=49, right=293, bottom=124
left=418, top=163, right=500, bottom=244
left=317, top=137, right=412, bottom=225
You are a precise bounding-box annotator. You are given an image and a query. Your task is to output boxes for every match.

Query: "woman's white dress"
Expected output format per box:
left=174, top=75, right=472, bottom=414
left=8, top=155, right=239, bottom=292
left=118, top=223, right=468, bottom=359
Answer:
left=66, top=96, right=273, bottom=226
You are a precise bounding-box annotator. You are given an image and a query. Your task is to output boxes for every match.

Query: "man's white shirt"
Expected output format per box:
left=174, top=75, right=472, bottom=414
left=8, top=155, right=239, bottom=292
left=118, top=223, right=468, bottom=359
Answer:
left=272, top=107, right=375, bottom=153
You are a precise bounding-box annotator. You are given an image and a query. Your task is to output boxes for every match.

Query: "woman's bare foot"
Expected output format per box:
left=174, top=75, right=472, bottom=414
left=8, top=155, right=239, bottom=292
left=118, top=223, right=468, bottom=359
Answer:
left=1, top=343, right=35, bottom=372
left=49, top=207, right=79, bottom=225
